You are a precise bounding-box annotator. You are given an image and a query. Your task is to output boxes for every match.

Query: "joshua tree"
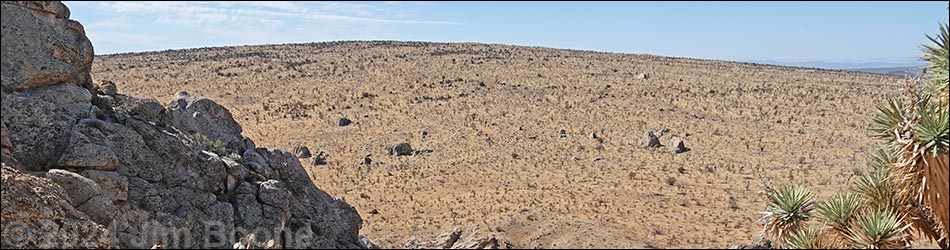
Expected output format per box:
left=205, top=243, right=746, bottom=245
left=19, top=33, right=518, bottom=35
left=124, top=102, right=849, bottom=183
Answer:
left=759, top=21, right=949, bottom=249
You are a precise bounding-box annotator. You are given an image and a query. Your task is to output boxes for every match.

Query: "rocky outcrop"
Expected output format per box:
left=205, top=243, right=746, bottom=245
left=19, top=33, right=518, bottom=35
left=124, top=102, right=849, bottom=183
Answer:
left=402, top=226, right=504, bottom=249
left=1, top=163, right=111, bottom=249
left=1, top=1, right=366, bottom=249
left=2, top=1, right=94, bottom=169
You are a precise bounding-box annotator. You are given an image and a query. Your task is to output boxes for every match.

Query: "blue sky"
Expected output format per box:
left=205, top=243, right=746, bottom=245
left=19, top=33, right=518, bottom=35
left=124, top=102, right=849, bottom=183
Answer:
left=65, top=1, right=948, bottom=67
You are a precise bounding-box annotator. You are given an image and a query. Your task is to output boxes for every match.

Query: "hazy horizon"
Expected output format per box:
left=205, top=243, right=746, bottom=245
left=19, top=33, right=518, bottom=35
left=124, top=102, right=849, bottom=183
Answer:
left=66, top=1, right=948, bottom=68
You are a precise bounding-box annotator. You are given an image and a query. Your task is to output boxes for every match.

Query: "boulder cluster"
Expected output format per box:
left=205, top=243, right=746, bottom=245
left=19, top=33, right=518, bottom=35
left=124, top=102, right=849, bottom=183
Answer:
left=1, top=1, right=365, bottom=248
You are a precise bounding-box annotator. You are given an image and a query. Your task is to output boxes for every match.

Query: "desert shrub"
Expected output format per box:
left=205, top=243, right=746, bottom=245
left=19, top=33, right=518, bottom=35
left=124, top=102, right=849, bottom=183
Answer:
left=193, top=132, right=228, bottom=156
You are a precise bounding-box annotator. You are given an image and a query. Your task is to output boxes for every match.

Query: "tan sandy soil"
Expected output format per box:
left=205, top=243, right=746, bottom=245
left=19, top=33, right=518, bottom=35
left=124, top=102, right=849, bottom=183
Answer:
left=92, top=41, right=909, bottom=248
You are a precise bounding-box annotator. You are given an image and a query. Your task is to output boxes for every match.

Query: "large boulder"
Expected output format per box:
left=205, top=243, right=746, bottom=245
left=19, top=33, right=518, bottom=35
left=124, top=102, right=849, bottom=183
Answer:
left=0, top=1, right=94, bottom=92
left=114, top=94, right=166, bottom=125
left=1, top=1, right=96, bottom=170
left=44, top=169, right=117, bottom=226
left=80, top=169, right=129, bottom=203
left=58, top=142, right=119, bottom=170
left=1, top=163, right=112, bottom=249
left=1, top=92, right=84, bottom=170
left=164, top=91, right=244, bottom=153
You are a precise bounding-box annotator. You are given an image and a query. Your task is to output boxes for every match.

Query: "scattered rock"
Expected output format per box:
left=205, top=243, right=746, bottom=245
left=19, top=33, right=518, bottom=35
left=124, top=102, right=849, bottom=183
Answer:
left=669, top=136, right=688, bottom=154
left=589, top=132, right=598, bottom=139
left=362, top=154, right=373, bottom=165
left=638, top=73, right=649, bottom=80
left=339, top=117, right=352, bottom=126
left=391, top=142, right=413, bottom=156
left=310, top=152, right=328, bottom=166
left=293, top=145, right=312, bottom=158
left=641, top=131, right=661, bottom=148
left=558, top=129, right=567, bottom=138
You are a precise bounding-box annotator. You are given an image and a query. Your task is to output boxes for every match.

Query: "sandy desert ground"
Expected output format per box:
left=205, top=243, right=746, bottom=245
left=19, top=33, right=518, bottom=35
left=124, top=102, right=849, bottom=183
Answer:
left=91, top=41, right=907, bottom=248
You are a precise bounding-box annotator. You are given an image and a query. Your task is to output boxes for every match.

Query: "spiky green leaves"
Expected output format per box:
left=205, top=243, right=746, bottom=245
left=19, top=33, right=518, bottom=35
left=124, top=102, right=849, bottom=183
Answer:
left=866, top=148, right=897, bottom=173
left=817, top=193, right=863, bottom=234
left=846, top=209, right=910, bottom=249
left=921, top=23, right=949, bottom=91
left=786, top=225, right=833, bottom=249
left=871, top=99, right=907, bottom=142
left=854, top=160, right=901, bottom=213
left=762, top=184, right=816, bottom=244
left=914, top=102, right=949, bottom=156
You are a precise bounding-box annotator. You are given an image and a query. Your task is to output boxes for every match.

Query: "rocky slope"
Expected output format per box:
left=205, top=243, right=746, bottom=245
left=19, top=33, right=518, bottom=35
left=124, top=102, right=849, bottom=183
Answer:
left=0, top=1, right=365, bottom=248
left=93, top=40, right=904, bottom=247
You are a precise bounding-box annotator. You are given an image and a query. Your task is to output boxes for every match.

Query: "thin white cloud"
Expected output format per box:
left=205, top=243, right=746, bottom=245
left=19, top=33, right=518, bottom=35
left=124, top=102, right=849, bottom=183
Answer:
left=86, top=31, right=169, bottom=49
left=71, top=1, right=461, bottom=53
left=95, top=1, right=461, bottom=27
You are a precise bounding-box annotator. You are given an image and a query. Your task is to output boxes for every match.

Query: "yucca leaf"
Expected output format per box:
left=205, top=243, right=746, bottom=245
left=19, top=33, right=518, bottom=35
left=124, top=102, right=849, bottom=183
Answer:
left=914, top=102, right=949, bottom=156
left=866, top=148, right=897, bottom=174
left=817, top=192, right=863, bottom=234
left=761, top=184, right=816, bottom=245
left=871, top=99, right=907, bottom=141
left=786, top=225, right=832, bottom=249
left=846, top=209, right=911, bottom=249
left=853, top=166, right=901, bottom=213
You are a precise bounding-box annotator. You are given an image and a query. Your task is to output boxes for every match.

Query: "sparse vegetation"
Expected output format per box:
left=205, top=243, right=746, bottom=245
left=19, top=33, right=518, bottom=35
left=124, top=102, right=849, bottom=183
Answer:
left=94, top=40, right=907, bottom=248
left=193, top=132, right=228, bottom=156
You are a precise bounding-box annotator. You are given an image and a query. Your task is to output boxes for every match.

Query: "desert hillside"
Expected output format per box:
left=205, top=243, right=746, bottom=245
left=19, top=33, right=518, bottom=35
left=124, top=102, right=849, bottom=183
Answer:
left=91, top=41, right=903, bottom=248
